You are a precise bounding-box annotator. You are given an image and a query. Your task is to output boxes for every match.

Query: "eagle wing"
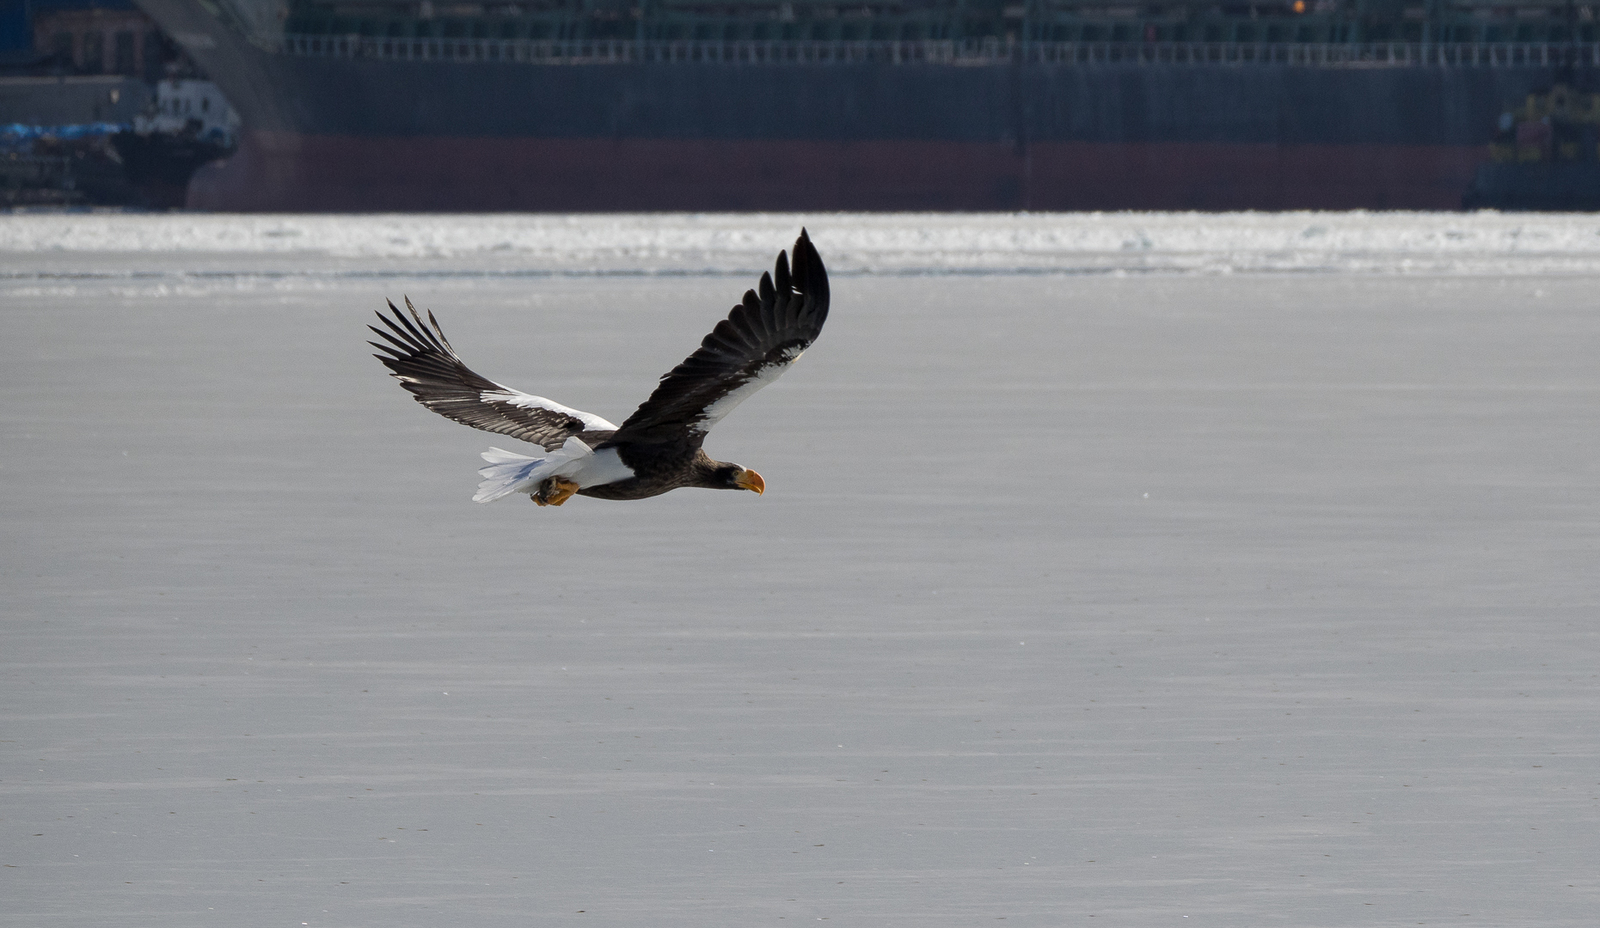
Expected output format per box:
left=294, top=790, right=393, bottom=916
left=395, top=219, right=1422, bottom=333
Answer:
left=369, top=298, right=618, bottom=451
left=611, top=229, right=829, bottom=445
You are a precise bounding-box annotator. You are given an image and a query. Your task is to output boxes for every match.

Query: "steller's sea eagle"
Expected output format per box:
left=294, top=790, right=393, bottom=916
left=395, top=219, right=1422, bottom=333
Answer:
left=369, top=230, right=829, bottom=506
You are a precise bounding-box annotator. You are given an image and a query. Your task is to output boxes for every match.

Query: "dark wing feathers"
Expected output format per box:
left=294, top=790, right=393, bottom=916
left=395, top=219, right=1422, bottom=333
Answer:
left=612, top=229, right=830, bottom=444
left=368, top=298, right=594, bottom=451
left=371, top=231, right=828, bottom=452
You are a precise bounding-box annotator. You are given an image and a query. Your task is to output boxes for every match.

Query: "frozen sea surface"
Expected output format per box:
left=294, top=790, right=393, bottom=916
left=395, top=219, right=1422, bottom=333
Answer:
left=2, top=212, right=1597, bottom=927
left=10, top=209, right=1600, bottom=276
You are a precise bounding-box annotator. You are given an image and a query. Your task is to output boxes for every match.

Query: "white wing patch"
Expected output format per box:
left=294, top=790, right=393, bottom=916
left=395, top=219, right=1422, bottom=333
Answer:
left=695, top=347, right=805, bottom=432
left=481, top=389, right=619, bottom=431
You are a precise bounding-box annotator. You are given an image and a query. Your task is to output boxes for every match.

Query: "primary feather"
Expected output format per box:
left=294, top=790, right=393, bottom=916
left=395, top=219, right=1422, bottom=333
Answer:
left=613, top=229, right=829, bottom=444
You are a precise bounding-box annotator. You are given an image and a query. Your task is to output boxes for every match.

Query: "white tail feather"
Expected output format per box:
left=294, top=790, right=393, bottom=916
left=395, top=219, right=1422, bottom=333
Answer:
left=473, top=438, right=594, bottom=503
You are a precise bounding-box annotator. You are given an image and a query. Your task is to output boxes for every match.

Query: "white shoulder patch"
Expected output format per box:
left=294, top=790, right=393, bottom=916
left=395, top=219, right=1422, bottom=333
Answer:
left=482, top=389, right=619, bottom=431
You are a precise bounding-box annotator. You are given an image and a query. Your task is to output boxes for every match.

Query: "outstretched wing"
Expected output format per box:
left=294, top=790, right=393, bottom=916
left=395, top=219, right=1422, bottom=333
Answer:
left=369, top=298, right=617, bottom=451
left=612, top=229, right=829, bottom=445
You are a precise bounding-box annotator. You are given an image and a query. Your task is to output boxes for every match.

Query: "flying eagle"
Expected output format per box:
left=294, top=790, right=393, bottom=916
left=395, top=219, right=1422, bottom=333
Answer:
left=369, top=230, right=829, bottom=506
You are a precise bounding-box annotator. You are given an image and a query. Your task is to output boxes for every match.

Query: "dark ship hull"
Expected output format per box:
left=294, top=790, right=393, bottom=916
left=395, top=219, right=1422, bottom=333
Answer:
left=1465, top=161, right=1600, bottom=210
left=195, top=132, right=1491, bottom=212
left=110, top=131, right=234, bottom=207
left=136, top=0, right=1573, bottom=211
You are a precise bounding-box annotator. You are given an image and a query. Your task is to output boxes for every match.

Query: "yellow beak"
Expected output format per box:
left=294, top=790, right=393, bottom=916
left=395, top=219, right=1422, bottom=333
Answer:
left=735, top=469, right=765, bottom=495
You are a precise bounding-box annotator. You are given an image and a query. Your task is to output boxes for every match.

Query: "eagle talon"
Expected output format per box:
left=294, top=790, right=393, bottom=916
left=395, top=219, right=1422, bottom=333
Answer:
left=534, top=476, right=581, bottom=507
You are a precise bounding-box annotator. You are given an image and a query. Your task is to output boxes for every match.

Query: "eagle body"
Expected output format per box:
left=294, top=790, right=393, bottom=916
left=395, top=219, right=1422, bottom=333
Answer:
left=577, top=443, right=747, bottom=501
left=370, top=230, right=828, bottom=506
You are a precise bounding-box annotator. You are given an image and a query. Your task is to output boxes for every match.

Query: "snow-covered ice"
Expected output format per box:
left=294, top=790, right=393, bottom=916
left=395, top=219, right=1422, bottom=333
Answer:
left=10, top=209, right=1600, bottom=276
left=2, top=212, right=1597, bottom=926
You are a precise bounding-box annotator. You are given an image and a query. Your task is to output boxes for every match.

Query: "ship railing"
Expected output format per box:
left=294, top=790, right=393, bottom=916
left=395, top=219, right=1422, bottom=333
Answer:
left=1032, top=41, right=1600, bottom=67
left=282, top=34, right=1600, bottom=68
left=280, top=35, right=1012, bottom=64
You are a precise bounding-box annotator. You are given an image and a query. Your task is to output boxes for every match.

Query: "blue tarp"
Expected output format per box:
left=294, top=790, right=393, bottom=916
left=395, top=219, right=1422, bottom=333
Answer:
left=1, top=122, right=128, bottom=153
left=2, top=122, right=129, bottom=139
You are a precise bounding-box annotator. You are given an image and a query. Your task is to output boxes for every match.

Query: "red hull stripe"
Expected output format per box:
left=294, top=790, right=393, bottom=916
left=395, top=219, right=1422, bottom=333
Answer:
left=190, top=131, right=1486, bottom=211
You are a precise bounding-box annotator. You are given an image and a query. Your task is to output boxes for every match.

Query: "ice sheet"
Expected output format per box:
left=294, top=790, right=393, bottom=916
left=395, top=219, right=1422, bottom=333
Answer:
left=1, top=213, right=1597, bottom=927
left=9, top=210, right=1600, bottom=277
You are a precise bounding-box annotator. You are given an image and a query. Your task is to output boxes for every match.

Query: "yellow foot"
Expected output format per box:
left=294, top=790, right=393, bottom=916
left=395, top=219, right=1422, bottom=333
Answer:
left=533, top=476, right=581, bottom=507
